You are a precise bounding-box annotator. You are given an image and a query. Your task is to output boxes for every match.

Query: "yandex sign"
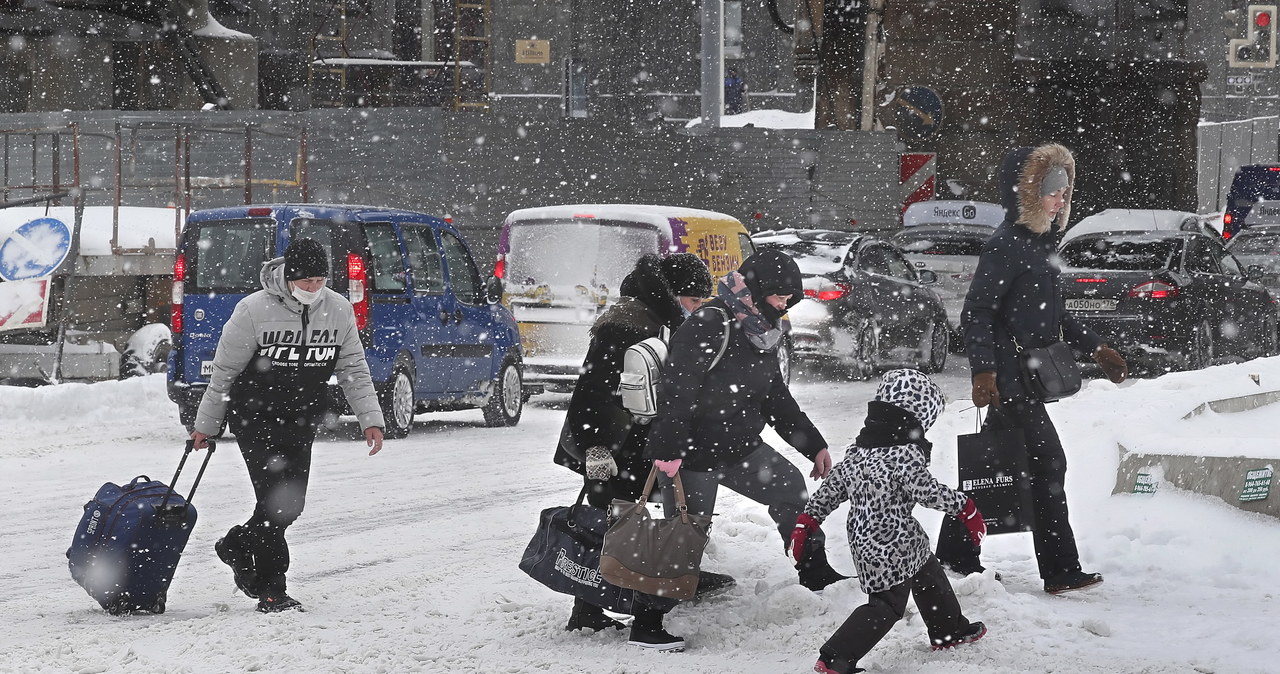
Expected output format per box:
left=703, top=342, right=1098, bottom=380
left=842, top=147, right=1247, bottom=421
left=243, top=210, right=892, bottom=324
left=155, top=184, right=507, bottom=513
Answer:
left=1229, top=4, right=1278, bottom=68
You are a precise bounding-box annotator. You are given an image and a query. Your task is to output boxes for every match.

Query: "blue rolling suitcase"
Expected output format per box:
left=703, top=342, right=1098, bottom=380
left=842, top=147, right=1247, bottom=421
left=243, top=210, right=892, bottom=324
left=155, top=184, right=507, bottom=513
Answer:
left=67, top=440, right=215, bottom=614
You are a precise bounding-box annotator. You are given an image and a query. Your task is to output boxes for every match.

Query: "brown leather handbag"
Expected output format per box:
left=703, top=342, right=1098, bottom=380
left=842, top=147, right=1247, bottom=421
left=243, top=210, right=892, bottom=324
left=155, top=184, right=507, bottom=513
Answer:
left=598, top=466, right=712, bottom=600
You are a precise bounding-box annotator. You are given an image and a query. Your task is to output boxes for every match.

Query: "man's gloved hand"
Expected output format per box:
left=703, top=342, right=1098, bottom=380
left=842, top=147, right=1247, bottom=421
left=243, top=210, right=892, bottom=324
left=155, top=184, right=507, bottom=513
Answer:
left=958, top=497, right=987, bottom=547
left=1094, top=344, right=1128, bottom=384
left=788, top=513, right=821, bottom=564
left=585, top=447, right=618, bottom=481
left=972, top=371, right=1000, bottom=408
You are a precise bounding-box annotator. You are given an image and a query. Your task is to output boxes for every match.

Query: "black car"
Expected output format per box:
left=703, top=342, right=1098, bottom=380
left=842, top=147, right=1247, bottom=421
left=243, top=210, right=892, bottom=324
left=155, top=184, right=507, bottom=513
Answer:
left=1225, top=224, right=1280, bottom=298
left=751, top=229, right=949, bottom=377
left=1223, top=164, right=1280, bottom=237
left=1058, top=230, right=1278, bottom=371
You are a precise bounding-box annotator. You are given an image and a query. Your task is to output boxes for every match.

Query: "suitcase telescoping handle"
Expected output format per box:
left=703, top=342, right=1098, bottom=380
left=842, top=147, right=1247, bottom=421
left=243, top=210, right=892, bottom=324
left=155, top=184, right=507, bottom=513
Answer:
left=158, top=439, right=216, bottom=511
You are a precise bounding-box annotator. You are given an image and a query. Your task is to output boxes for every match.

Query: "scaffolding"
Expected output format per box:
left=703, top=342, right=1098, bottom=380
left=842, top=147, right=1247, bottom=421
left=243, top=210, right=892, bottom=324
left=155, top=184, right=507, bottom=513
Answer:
left=0, top=121, right=310, bottom=254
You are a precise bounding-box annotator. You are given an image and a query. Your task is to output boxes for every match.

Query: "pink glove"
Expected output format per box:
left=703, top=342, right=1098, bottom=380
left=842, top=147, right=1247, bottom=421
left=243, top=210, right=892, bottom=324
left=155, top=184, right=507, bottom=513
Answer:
left=959, top=498, right=986, bottom=547
left=788, top=513, right=821, bottom=564
left=654, top=458, right=683, bottom=478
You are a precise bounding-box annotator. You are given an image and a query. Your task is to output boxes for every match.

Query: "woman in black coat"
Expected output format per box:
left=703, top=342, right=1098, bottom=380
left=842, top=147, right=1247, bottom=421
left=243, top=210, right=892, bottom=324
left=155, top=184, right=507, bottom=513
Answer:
left=554, top=253, right=727, bottom=651
left=938, top=143, right=1128, bottom=594
left=645, top=250, right=850, bottom=600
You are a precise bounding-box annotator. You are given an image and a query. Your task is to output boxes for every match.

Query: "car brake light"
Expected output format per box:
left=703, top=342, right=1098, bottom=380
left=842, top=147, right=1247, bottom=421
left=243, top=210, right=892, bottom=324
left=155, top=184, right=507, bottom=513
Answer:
left=1075, top=277, right=1108, bottom=283
left=171, top=253, right=185, bottom=333
left=348, top=253, right=369, bottom=330
left=1223, top=230, right=1233, bottom=240
left=494, top=254, right=505, bottom=279
left=803, top=282, right=851, bottom=301
left=1224, top=213, right=1233, bottom=224
left=1128, top=280, right=1179, bottom=299
left=247, top=207, right=272, bottom=217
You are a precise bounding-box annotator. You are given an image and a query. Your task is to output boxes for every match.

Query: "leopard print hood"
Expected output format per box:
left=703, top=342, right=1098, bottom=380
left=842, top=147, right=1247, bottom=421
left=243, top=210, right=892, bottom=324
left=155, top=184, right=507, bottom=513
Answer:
left=874, top=369, right=945, bottom=432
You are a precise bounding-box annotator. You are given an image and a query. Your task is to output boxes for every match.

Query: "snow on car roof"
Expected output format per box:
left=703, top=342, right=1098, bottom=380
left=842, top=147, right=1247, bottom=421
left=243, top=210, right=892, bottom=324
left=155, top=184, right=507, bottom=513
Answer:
left=504, top=204, right=742, bottom=228
left=1060, top=209, right=1203, bottom=244
left=0, top=206, right=182, bottom=257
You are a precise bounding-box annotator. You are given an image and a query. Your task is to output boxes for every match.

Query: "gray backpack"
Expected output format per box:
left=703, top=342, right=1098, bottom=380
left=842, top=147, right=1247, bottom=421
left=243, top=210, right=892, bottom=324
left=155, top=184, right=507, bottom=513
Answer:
left=618, top=306, right=731, bottom=423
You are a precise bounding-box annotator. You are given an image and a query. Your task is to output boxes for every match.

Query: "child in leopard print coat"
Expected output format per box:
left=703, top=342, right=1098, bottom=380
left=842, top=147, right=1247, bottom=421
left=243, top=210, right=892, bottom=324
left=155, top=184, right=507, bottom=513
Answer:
left=789, top=369, right=989, bottom=674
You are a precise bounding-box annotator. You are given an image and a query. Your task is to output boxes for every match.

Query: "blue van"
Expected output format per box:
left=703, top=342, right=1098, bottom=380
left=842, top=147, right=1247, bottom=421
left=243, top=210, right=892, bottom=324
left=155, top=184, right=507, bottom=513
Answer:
left=166, top=204, right=524, bottom=437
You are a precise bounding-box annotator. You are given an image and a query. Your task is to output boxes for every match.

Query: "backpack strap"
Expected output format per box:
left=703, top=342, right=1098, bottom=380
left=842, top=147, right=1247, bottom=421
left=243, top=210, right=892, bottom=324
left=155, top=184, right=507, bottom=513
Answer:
left=704, top=306, right=732, bottom=371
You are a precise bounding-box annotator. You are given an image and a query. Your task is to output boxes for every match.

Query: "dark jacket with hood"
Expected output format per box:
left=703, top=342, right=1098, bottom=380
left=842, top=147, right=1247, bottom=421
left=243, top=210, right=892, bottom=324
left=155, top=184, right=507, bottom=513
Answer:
left=961, top=143, right=1103, bottom=400
left=554, top=255, right=688, bottom=500
left=644, top=251, right=826, bottom=471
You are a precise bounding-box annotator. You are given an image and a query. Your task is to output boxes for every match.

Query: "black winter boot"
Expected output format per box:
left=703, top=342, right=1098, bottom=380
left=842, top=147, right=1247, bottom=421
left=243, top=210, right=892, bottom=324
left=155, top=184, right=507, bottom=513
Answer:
left=215, top=526, right=259, bottom=599
left=797, top=547, right=852, bottom=592
left=693, top=570, right=736, bottom=599
left=565, top=598, right=626, bottom=632
left=628, top=608, right=684, bottom=652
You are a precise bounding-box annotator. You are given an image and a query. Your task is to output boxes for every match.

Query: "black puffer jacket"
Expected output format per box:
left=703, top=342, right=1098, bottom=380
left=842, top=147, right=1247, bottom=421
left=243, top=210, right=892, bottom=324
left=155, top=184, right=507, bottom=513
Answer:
left=644, top=251, right=826, bottom=471
left=962, top=144, right=1103, bottom=400
left=553, top=255, right=687, bottom=501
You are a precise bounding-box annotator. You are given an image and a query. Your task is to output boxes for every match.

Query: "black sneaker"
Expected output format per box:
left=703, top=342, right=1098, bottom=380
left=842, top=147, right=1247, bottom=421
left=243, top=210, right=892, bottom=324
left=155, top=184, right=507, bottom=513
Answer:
left=257, top=594, right=303, bottom=613
left=694, top=570, right=736, bottom=599
left=931, top=621, right=987, bottom=650
left=214, top=533, right=259, bottom=599
left=628, top=625, right=685, bottom=652
left=565, top=608, right=626, bottom=632
left=1044, top=570, right=1103, bottom=595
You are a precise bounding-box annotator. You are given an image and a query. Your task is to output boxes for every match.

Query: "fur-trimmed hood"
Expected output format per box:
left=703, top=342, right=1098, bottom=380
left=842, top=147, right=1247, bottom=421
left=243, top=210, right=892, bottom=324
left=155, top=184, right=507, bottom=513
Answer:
left=999, top=143, right=1075, bottom=235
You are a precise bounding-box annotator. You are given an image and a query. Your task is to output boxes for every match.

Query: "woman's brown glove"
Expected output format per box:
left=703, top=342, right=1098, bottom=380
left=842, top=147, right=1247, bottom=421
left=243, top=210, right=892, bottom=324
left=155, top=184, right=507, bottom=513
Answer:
left=1094, top=345, right=1128, bottom=383
left=972, top=371, right=1000, bottom=407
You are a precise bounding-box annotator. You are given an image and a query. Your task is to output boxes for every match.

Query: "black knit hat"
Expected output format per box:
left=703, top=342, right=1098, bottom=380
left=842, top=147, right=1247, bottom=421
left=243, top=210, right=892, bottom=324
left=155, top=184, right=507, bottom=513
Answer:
left=661, top=253, right=713, bottom=297
left=284, top=237, right=329, bottom=280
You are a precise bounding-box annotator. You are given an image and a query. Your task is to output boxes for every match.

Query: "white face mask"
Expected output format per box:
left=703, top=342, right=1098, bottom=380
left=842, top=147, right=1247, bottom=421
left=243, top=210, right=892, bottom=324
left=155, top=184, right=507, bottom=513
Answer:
left=291, top=286, right=323, bottom=305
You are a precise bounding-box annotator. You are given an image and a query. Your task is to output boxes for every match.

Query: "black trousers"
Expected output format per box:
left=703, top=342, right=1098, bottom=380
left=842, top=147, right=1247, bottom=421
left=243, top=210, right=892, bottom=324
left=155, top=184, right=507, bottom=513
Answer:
left=225, top=432, right=313, bottom=596
left=936, top=398, right=1082, bottom=580
left=823, top=556, right=967, bottom=661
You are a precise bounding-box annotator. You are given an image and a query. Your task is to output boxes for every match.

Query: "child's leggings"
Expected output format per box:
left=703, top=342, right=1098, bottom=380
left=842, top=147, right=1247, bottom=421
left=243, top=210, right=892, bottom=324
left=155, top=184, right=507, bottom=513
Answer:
left=823, top=555, right=969, bottom=662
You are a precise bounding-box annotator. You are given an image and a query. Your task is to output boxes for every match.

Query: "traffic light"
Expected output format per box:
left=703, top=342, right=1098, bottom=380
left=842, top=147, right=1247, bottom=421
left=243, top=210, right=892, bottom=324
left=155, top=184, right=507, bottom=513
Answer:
left=1229, top=4, right=1278, bottom=68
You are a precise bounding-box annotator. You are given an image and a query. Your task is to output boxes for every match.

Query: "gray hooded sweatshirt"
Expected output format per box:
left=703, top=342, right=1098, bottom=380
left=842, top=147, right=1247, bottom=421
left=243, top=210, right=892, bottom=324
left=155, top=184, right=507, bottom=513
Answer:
left=193, top=256, right=384, bottom=438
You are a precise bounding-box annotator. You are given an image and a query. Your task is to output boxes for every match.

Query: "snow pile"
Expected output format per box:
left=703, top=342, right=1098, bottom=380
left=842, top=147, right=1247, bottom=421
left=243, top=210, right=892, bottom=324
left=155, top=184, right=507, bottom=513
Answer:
left=1, top=356, right=1278, bottom=673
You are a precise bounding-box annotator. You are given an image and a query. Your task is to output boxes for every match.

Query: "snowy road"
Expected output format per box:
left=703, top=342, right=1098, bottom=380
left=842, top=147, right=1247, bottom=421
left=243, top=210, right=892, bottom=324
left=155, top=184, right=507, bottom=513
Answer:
left=2, top=354, right=1279, bottom=673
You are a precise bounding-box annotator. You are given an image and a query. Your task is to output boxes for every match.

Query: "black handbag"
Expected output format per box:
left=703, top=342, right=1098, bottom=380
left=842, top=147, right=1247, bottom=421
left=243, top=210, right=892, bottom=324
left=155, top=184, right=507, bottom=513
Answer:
left=518, top=488, right=677, bottom=614
left=956, top=408, right=1035, bottom=535
left=1015, top=338, right=1082, bottom=401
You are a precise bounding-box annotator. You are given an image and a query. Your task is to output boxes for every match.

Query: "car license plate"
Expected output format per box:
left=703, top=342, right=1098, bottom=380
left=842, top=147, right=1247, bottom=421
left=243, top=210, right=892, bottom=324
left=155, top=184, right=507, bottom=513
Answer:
left=1065, top=298, right=1117, bottom=312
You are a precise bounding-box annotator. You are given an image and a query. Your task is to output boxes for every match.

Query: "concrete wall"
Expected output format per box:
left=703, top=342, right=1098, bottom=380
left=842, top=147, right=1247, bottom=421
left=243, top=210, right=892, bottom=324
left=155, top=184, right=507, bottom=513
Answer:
left=0, top=108, right=899, bottom=263
left=1115, top=450, right=1279, bottom=521
left=1197, top=116, right=1280, bottom=213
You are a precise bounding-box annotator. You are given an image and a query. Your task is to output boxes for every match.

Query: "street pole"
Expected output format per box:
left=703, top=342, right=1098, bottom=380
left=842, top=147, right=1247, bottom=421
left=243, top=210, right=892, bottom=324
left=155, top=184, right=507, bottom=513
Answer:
left=859, top=0, right=883, bottom=131
left=701, top=0, right=723, bottom=128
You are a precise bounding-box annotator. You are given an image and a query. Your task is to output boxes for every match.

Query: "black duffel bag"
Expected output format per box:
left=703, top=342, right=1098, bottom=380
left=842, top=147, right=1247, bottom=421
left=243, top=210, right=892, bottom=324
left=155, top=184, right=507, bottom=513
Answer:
left=519, top=488, right=677, bottom=614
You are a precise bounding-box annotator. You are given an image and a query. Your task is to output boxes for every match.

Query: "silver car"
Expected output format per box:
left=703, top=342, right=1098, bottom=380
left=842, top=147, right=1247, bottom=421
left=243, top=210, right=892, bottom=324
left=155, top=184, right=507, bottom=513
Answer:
left=891, top=223, right=995, bottom=340
left=1226, top=224, right=1280, bottom=297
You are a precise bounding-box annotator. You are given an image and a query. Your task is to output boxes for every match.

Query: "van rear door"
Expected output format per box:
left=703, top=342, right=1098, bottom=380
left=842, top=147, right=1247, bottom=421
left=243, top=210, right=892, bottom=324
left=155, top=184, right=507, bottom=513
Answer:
left=180, top=217, right=275, bottom=384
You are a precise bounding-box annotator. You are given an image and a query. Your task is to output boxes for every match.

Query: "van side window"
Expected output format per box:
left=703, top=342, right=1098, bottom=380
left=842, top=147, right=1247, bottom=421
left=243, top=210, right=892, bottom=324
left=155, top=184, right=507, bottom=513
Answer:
left=738, top=233, right=756, bottom=257
left=440, top=230, right=482, bottom=304
left=404, top=225, right=446, bottom=293
left=365, top=223, right=406, bottom=291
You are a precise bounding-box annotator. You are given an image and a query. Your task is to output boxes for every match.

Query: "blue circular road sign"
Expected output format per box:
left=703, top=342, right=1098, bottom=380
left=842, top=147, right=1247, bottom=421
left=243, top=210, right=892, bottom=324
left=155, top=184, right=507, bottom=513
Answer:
left=0, top=217, right=73, bottom=281
left=895, top=86, right=944, bottom=142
